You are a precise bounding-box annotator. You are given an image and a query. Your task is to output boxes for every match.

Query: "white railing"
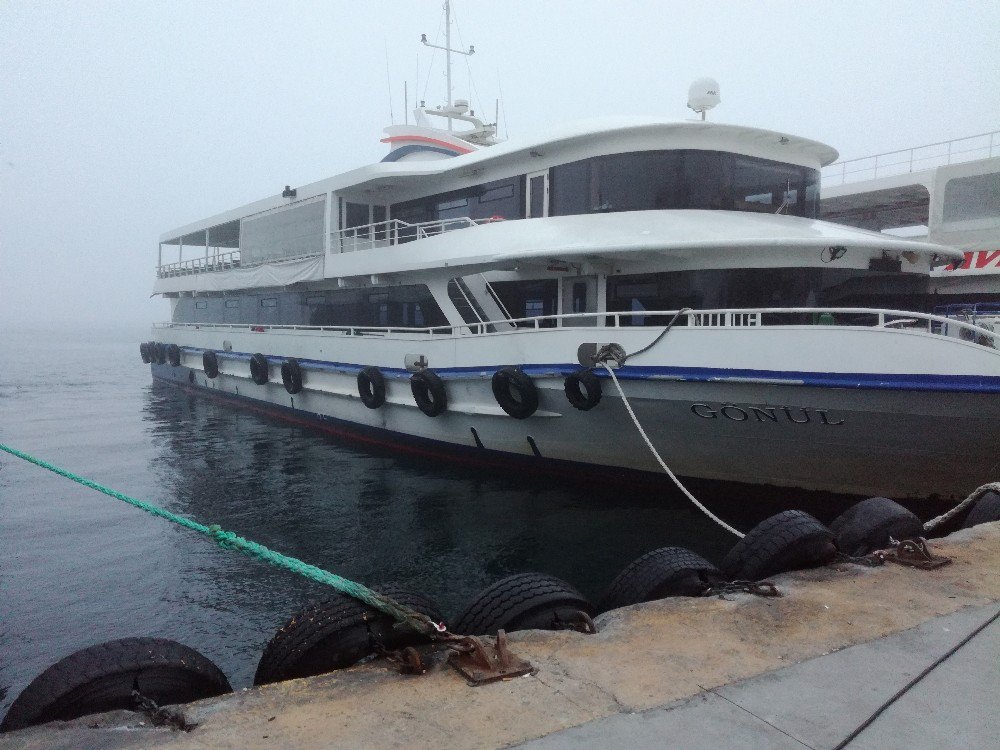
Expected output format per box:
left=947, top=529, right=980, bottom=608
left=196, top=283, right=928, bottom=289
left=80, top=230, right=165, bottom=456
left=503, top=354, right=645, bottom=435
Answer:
left=154, top=306, right=999, bottom=349
left=335, top=216, right=502, bottom=253
left=822, top=131, right=1000, bottom=187
left=158, top=251, right=242, bottom=278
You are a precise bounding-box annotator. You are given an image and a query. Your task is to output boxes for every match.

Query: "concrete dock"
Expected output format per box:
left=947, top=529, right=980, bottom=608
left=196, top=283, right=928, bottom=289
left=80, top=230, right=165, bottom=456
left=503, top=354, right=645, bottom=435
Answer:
left=3, top=523, right=998, bottom=750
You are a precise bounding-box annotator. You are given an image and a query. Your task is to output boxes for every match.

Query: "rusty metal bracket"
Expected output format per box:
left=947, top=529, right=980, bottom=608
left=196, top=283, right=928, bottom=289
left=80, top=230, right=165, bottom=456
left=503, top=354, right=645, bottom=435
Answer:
left=448, top=630, right=536, bottom=686
left=380, top=645, right=428, bottom=675
left=707, top=580, right=782, bottom=599
left=881, top=537, right=952, bottom=570
left=550, top=609, right=597, bottom=634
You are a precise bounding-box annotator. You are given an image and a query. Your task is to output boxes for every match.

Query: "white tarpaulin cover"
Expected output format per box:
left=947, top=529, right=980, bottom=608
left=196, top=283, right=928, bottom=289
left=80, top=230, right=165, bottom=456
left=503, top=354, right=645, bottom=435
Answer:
left=152, top=255, right=324, bottom=295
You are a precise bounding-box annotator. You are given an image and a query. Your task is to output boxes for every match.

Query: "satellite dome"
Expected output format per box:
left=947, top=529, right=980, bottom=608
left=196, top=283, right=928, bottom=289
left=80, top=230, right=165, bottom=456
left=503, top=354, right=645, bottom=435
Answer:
left=687, top=78, right=721, bottom=117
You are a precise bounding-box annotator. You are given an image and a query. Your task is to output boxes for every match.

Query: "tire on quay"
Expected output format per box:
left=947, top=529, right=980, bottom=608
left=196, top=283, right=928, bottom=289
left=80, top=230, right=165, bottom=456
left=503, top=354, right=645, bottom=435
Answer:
left=281, top=358, right=304, bottom=395
left=829, top=496, right=924, bottom=556
left=491, top=367, right=539, bottom=419
left=598, top=547, right=723, bottom=612
left=253, top=587, right=443, bottom=686
left=0, top=638, right=232, bottom=733
left=720, top=510, right=837, bottom=581
left=452, top=573, right=595, bottom=636
left=961, top=491, right=1000, bottom=529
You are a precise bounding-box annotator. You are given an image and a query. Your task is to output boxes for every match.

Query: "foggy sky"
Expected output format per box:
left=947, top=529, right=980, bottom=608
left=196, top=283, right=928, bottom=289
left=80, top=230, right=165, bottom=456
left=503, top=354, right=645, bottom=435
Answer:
left=2, top=0, right=998, bottom=334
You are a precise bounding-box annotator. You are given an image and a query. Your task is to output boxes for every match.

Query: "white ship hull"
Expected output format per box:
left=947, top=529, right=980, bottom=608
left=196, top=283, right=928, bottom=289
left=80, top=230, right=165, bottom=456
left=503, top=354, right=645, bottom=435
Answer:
left=150, top=314, right=1000, bottom=501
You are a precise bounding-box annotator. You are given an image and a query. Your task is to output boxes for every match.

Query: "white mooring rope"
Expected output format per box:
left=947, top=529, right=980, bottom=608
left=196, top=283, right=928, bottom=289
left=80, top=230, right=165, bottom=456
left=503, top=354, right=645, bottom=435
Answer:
left=600, top=363, right=745, bottom=539
left=923, top=482, right=1000, bottom=533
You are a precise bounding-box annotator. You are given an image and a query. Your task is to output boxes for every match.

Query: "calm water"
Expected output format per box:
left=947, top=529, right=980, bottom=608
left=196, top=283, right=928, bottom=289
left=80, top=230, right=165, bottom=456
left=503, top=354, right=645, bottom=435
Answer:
left=0, top=326, right=847, bottom=712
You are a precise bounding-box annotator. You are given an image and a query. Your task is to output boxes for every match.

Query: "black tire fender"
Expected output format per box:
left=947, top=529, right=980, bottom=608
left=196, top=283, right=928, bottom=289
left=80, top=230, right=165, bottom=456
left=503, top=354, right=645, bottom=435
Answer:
left=153, top=342, right=167, bottom=365
left=410, top=369, right=446, bottom=417
left=281, top=358, right=303, bottom=394
left=564, top=369, right=601, bottom=411
left=253, top=587, right=443, bottom=686
left=598, top=547, right=723, bottom=612
left=961, top=491, right=1000, bottom=529
left=452, top=573, right=595, bottom=636
left=139, top=342, right=151, bottom=364
left=358, top=366, right=386, bottom=409
left=0, top=637, right=231, bottom=733
left=491, top=367, right=539, bottom=419
left=829, top=496, right=923, bottom=556
left=720, top=510, right=836, bottom=581
left=166, top=344, right=181, bottom=367
left=203, top=350, right=220, bottom=379
left=249, top=353, right=269, bottom=385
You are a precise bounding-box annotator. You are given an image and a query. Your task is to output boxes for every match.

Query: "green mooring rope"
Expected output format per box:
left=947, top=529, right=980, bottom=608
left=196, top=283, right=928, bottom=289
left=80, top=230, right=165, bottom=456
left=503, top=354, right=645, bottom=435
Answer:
left=0, top=443, right=440, bottom=637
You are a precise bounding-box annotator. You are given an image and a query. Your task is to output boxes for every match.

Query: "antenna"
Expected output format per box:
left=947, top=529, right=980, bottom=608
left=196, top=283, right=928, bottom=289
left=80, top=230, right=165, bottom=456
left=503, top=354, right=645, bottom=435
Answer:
left=404, top=81, right=409, bottom=125
left=384, top=40, right=394, bottom=124
left=687, top=77, right=721, bottom=120
left=421, top=0, right=475, bottom=130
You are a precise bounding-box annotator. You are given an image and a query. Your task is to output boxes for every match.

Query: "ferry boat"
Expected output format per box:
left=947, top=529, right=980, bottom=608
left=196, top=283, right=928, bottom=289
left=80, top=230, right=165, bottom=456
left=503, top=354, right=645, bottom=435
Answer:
left=821, top=132, right=1000, bottom=315
left=145, top=27, right=1000, bottom=502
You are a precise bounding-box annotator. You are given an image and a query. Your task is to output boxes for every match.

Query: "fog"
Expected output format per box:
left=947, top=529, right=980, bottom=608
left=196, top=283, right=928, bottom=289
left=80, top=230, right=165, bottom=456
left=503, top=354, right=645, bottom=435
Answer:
left=2, top=0, right=998, bottom=335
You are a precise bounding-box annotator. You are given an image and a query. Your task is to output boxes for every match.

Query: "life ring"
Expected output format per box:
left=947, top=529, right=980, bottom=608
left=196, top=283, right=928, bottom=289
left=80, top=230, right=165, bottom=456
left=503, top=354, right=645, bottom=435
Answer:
left=564, top=369, right=601, bottom=411
left=249, top=353, right=269, bottom=385
left=139, top=342, right=151, bottom=364
left=203, top=350, right=220, bottom=379
left=166, top=343, right=181, bottom=367
left=491, top=367, right=538, bottom=419
left=357, top=366, right=386, bottom=409
left=281, top=358, right=303, bottom=394
left=410, top=369, right=446, bottom=416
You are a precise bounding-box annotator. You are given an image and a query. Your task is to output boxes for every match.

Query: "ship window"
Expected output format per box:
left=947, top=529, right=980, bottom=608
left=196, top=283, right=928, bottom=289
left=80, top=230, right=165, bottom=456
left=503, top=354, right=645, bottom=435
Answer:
left=224, top=299, right=240, bottom=308
left=305, top=295, right=326, bottom=305
left=489, top=280, right=558, bottom=327
left=607, top=268, right=927, bottom=322
left=942, top=172, right=1000, bottom=224
left=241, top=198, right=326, bottom=265
left=260, top=297, right=278, bottom=308
left=550, top=150, right=819, bottom=218
left=195, top=300, right=208, bottom=309
left=306, top=284, right=448, bottom=329
left=391, top=177, right=525, bottom=231
left=480, top=184, right=514, bottom=202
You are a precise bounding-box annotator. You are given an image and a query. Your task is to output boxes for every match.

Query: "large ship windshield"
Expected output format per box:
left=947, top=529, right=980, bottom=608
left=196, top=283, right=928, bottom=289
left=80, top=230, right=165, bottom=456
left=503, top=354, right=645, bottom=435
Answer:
left=550, top=150, right=820, bottom=218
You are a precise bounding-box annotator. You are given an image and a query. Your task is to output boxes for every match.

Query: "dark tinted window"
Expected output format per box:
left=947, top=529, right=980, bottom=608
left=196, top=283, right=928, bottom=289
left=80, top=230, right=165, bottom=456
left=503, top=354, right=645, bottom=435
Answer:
left=172, top=285, right=447, bottom=329
left=607, top=268, right=927, bottom=323
left=551, top=150, right=819, bottom=218
left=392, top=177, right=525, bottom=228
left=490, top=280, right=558, bottom=327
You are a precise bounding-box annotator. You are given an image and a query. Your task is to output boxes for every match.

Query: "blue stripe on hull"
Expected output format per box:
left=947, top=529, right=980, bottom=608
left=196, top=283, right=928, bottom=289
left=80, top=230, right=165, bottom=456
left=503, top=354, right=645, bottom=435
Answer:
left=178, top=347, right=1000, bottom=394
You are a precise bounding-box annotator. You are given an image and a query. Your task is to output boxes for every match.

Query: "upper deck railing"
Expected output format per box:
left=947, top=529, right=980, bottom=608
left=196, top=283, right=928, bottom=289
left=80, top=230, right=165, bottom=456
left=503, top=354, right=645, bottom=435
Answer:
left=157, top=216, right=502, bottom=278
left=334, top=215, right=502, bottom=253
left=155, top=306, right=999, bottom=350
left=822, top=131, right=1000, bottom=187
